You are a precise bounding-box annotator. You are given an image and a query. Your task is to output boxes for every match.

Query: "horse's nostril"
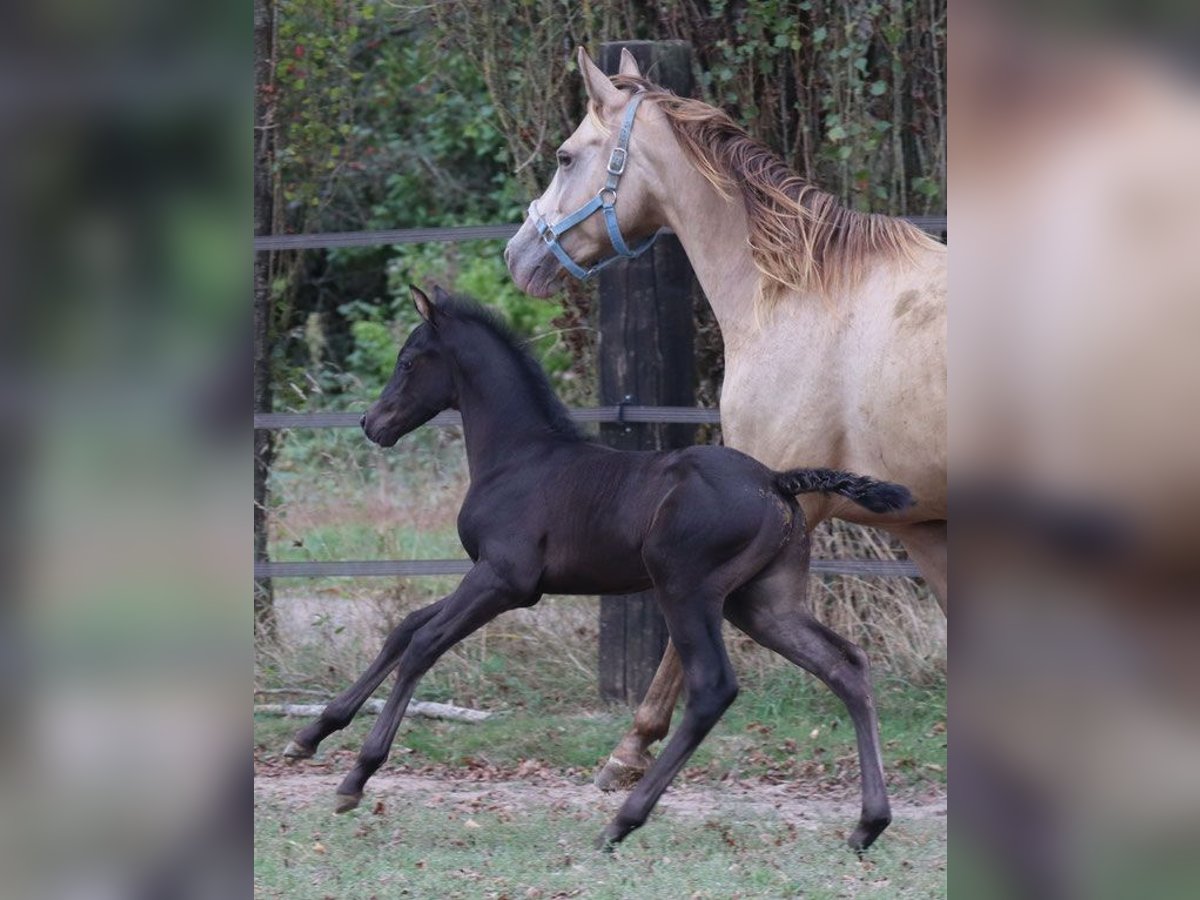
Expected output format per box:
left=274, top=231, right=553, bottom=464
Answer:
left=359, top=413, right=367, bottom=429
left=503, top=245, right=511, bottom=266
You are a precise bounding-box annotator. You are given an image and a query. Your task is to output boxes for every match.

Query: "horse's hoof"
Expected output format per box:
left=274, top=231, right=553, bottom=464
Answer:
left=282, top=740, right=315, bottom=762
left=333, top=791, right=363, bottom=814
left=847, top=813, right=892, bottom=854
left=593, top=756, right=648, bottom=792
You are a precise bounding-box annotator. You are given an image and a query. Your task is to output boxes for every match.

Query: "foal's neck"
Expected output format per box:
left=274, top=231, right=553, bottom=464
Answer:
left=451, top=328, right=570, bottom=479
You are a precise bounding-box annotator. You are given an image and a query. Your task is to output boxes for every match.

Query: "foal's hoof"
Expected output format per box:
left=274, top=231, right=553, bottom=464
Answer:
left=593, top=755, right=649, bottom=792
left=282, top=740, right=316, bottom=762
left=333, top=791, right=363, bottom=814
left=594, top=825, right=626, bottom=853
left=847, top=813, right=892, bottom=855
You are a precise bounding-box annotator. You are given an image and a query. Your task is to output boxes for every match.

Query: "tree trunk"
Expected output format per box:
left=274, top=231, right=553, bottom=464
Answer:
left=253, top=0, right=277, bottom=641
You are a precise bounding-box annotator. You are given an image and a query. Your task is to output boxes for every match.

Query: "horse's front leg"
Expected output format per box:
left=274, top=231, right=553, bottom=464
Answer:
left=334, top=561, right=538, bottom=811
left=595, top=640, right=684, bottom=791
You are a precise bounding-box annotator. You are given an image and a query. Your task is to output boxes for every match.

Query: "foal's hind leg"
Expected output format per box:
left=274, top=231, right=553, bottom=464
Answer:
left=282, top=596, right=451, bottom=761
left=598, top=585, right=738, bottom=848
left=725, top=553, right=893, bottom=853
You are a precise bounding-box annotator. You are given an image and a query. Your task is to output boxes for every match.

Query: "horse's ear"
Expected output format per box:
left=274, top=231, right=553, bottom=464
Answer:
left=410, top=285, right=436, bottom=326
left=618, top=48, right=642, bottom=79
left=577, top=46, right=622, bottom=112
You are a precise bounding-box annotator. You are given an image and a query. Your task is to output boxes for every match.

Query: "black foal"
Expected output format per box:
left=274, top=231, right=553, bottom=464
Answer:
left=284, top=286, right=914, bottom=853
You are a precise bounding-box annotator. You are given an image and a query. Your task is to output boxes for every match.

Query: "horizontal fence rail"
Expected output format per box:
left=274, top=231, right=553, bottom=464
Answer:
left=253, top=216, right=946, bottom=252
left=254, top=405, right=723, bottom=430
left=256, top=558, right=921, bottom=579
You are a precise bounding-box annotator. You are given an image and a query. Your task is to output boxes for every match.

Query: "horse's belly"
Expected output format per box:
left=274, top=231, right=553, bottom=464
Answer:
left=720, top=341, right=946, bottom=520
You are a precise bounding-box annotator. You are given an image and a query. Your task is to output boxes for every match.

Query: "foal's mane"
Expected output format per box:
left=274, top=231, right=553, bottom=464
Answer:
left=439, top=294, right=583, bottom=441
left=609, top=75, right=938, bottom=308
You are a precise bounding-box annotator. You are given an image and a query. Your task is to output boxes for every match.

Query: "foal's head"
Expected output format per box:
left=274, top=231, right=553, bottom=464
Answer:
left=361, top=286, right=456, bottom=448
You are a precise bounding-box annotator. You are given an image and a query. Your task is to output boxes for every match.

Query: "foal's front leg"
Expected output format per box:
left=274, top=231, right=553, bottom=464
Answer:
left=334, top=561, right=537, bottom=811
left=283, top=597, right=451, bottom=761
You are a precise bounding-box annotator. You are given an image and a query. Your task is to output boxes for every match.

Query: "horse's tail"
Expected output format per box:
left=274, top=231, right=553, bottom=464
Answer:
left=775, top=467, right=914, bottom=514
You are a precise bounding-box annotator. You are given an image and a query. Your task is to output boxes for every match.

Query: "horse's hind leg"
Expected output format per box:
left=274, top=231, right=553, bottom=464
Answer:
left=892, top=519, right=947, bottom=614
left=725, top=553, right=893, bottom=853
left=282, top=597, right=451, bottom=760
left=594, top=640, right=684, bottom=791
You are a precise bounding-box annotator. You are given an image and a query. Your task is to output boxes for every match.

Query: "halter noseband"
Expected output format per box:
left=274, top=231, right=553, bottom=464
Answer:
left=529, top=90, right=659, bottom=281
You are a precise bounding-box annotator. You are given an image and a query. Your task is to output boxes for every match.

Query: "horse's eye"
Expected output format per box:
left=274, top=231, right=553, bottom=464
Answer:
left=399, top=359, right=413, bottom=372
left=556, top=150, right=573, bottom=169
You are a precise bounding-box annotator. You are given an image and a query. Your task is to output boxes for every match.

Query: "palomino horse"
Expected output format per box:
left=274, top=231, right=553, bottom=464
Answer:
left=285, top=286, right=913, bottom=851
left=505, top=48, right=946, bottom=791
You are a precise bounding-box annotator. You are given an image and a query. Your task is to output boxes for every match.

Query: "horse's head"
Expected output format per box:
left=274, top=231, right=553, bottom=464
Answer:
left=361, top=286, right=457, bottom=448
left=505, top=47, right=666, bottom=298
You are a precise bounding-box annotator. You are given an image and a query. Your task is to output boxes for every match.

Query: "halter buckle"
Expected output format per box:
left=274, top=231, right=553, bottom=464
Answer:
left=606, top=147, right=627, bottom=175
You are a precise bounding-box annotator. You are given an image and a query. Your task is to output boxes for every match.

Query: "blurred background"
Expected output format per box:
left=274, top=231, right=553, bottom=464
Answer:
left=950, top=2, right=1200, bottom=898
left=1, top=1, right=248, bottom=898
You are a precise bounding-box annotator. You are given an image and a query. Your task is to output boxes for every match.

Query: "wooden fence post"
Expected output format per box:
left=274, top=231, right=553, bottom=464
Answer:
left=596, top=40, right=696, bottom=706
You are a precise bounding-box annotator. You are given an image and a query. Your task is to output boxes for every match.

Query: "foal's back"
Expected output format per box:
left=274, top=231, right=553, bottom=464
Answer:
left=466, top=441, right=795, bottom=596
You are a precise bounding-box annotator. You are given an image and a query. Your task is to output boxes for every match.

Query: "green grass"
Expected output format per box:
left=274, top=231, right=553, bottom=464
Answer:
left=255, top=674, right=945, bottom=789
left=255, top=788, right=945, bottom=899
left=256, top=668, right=944, bottom=897
left=270, top=522, right=460, bottom=564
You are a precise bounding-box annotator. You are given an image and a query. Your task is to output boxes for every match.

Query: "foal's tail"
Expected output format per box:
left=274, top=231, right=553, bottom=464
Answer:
left=775, top=468, right=914, bottom=514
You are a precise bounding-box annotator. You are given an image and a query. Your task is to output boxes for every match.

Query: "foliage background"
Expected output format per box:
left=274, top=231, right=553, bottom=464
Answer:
left=266, top=0, right=945, bottom=412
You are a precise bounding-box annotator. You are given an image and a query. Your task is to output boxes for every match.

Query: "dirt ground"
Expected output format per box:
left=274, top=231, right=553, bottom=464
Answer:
left=255, top=756, right=946, bottom=832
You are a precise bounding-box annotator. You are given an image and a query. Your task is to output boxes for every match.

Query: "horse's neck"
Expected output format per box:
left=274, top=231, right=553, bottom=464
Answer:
left=658, top=171, right=767, bottom=353
left=451, top=337, right=560, bottom=478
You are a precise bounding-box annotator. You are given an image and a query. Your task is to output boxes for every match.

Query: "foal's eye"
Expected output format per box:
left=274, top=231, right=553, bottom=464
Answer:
left=556, top=150, right=573, bottom=169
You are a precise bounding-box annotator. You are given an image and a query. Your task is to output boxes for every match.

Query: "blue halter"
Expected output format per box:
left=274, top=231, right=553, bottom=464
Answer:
left=529, top=91, right=659, bottom=281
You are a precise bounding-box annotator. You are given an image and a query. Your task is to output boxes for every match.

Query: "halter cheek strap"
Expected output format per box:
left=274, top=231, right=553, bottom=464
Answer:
left=530, top=90, right=659, bottom=281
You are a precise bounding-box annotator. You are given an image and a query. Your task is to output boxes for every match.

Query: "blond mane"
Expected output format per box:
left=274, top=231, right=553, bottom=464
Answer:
left=608, top=76, right=938, bottom=308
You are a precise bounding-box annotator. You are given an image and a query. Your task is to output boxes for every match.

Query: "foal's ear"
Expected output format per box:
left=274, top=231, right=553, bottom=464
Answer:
left=410, top=285, right=437, bottom=326
left=618, top=48, right=642, bottom=79
left=577, top=46, right=623, bottom=113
